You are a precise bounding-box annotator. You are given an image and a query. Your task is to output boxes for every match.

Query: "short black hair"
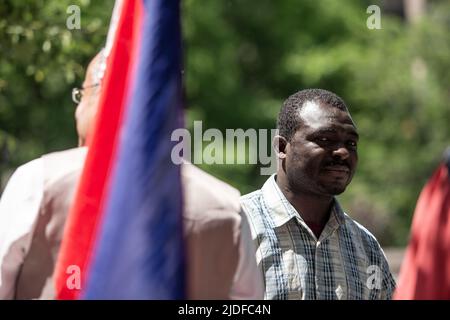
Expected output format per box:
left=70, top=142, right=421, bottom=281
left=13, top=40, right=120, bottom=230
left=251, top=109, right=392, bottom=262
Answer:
left=277, top=88, right=348, bottom=141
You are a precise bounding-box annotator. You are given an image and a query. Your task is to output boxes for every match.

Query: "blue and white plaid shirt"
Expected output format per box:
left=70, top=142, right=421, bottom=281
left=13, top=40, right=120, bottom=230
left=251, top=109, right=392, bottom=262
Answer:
left=240, top=175, right=396, bottom=300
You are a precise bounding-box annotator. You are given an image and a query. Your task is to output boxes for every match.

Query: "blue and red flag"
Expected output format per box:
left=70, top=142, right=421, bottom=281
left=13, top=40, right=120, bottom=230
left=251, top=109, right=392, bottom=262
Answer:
left=54, top=0, right=185, bottom=299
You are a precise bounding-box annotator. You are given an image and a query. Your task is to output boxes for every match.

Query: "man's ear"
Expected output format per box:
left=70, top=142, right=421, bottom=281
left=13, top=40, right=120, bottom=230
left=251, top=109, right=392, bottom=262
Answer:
left=273, top=135, right=288, bottom=159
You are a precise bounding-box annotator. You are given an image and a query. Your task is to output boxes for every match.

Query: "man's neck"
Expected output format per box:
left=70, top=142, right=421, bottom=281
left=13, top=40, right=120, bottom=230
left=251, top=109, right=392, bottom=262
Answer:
left=276, top=176, right=333, bottom=227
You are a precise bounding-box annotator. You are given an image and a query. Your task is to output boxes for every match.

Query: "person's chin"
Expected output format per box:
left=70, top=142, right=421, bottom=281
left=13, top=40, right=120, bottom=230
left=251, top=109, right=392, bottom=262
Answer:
left=318, top=180, right=349, bottom=195
left=328, top=186, right=347, bottom=195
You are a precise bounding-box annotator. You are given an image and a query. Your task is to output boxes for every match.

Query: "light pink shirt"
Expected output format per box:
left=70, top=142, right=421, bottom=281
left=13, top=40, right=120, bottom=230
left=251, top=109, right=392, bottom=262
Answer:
left=0, top=150, right=263, bottom=299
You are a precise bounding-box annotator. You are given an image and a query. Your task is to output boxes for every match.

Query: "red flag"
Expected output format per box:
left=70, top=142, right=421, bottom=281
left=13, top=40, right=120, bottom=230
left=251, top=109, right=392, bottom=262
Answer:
left=395, top=162, right=450, bottom=299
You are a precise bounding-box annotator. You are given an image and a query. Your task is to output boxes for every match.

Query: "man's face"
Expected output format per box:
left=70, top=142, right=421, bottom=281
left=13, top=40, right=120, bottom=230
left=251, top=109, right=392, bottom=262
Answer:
left=283, top=100, right=359, bottom=196
left=75, top=54, right=102, bottom=146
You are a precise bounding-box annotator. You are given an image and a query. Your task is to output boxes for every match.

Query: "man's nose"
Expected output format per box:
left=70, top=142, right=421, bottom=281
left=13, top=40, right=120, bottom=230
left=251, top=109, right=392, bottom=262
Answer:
left=332, top=145, right=350, bottom=160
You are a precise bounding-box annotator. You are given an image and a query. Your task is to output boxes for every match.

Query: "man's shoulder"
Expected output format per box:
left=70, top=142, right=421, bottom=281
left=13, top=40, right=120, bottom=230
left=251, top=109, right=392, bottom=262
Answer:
left=182, top=162, right=239, bottom=195
left=341, top=213, right=384, bottom=253
left=240, top=190, right=264, bottom=213
left=182, top=162, right=241, bottom=221
left=42, top=147, right=87, bottom=164
left=41, top=147, right=87, bottom=186
left=8, top=147, right=86, bottom=181
left=240, top=189, right=263, bottom=201
left=11, top=157, right=43, bottom=178
left=1, top=157, right=44, bottom=202
left=239, top=190, right=269, bottom=234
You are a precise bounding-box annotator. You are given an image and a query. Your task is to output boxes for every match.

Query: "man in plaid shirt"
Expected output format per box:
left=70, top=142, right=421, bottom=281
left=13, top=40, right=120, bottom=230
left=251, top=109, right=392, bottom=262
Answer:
left=241, top=89, right=396, bottom=300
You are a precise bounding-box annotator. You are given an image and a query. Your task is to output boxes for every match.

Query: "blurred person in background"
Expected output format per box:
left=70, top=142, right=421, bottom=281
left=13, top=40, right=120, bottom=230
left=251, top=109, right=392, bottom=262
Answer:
left=395, top=148, right=450, bottom=299
left=0, top=51, right=103, bottom=299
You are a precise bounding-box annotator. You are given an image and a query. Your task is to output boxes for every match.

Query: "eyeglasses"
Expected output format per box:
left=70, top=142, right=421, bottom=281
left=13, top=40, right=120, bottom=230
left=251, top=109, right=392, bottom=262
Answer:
left=72, top=83, right=100, bottom=104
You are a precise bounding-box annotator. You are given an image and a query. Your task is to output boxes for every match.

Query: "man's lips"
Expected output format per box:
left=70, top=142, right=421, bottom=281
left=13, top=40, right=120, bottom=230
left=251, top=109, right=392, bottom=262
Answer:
left=322, top=165, right=350, bottom=174
left=322, top=165, right=350, bottom=178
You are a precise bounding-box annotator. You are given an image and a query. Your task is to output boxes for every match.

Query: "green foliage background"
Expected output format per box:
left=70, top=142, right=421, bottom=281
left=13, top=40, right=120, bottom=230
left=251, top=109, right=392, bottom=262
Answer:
left=1, top=0, right=449, bottom=246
